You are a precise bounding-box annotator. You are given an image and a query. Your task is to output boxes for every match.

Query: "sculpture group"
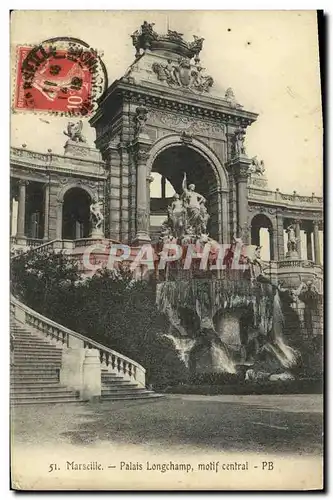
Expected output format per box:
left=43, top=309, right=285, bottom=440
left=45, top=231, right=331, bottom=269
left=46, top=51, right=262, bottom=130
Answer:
left=131, top=21, right=205, bottom=61
left=152, top=58, right=214, bottom=93
left=160, top=173, right=210, bottom=244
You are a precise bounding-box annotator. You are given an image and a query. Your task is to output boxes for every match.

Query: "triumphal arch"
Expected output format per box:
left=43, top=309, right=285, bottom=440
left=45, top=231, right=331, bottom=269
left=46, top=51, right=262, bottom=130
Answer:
left=90, top=22, right=257, bottom=247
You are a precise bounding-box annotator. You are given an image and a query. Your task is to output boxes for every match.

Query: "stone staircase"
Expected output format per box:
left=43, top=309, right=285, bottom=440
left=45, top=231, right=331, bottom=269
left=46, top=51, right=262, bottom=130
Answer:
left=101, top=371, right=160, bottom=401
left=11, top=320, right=162, bottom=404
left=10, top=322, right=80, bottom=405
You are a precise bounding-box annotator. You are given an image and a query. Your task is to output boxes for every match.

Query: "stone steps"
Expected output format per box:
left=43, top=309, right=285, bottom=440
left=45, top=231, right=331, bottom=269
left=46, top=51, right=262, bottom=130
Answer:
left=101, top=393, right=164, bottom=401
left=11, top=320, right=79, bottom=405
left=10, top=397, right=80, bottom=405
left=11, top=386, right=78, bottom=395
left=11, top=319, right=162, bottom=403
left=11, top=377, right=60, bottom=384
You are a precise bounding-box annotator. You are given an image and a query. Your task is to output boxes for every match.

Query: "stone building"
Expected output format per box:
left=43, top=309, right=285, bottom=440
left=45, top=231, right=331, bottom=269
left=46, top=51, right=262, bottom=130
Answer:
left=10, top=22, right=323, bottom=286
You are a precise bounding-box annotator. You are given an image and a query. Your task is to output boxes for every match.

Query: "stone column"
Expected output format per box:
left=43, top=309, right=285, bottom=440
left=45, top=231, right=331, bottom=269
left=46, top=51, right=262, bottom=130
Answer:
left=306, top=228, right=313, bottom=261
left=236, top=175, right=248, bottom=237
left=276, top=212, right=285, bottom=261
left=43, top=183, right=50, bottom=241
left=132, top=106, right=152, bottom=245
left=56, top=201, right=63, bottom=240
left=16, top=180, right=27, bottom=239
left=295, top=220, right=301, bottom=258
left=226, top=158, right=252, bottom=243
left=269, top=227, right=278, bottom=261
left=161, top=175, right=166, bottom=199
left=134, top=147, right=151, bottom=244
left=313, top=221, right=321, bottom=264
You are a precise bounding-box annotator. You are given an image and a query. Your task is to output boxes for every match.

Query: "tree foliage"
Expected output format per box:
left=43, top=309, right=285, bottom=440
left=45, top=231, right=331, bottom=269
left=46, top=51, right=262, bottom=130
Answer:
left=11, top=250, right=187, bottom=388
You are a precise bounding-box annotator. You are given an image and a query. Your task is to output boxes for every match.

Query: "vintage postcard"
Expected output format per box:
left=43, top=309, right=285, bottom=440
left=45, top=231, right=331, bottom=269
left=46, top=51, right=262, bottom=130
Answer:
left=10, top=10, right=323, bottom=491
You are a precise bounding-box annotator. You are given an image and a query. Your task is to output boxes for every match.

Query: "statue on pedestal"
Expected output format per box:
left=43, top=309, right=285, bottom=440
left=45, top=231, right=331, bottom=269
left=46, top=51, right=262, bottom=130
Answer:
left=247, top=245, right=263, bottom=281
left=90, top=199, right=104, bottom=230
left=286, top=224, right=299, bottom=256
left=233, top=127, right=246, bottom=157
left=134, top=106, right=148, bottom=135
left=63, top=120, right=86, bottom=143
left=250, top=156, right=265, bottom=175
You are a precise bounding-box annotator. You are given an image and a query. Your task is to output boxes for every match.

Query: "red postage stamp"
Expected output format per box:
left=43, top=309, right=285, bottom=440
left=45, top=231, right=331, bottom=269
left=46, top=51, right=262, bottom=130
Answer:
left=13, top=38, right=107, bottom=116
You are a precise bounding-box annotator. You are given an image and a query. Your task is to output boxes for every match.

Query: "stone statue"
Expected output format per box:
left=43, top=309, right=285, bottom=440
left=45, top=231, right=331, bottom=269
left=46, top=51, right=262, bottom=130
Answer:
left=251, top=157, right=266, bottom=175
left=258, top=160, right=265, bottom=175
left=190, top=65, right=214, bottom=92
left=164, top=59, right=178, bottom=84
left=90, top=199, right=104, bottom=229
left=131, top=21, right=158, bottom=55
left=63, top=120, right=86, bottom=143
left=167, top=193, right=186, bottom=239
left=167, top=29, right=184, bottom=42
left=233, top=127, right=246, bottom=157
left=250, top=156, right=260, bottom=173
left=189, top=35, right=205, bottom=59
left=199, top=204, right=210, bottom=235
left=286, top=224, right=298, bottom=253
left=182, top=173, right=207, bottom=235
left=225, top=87, right=237, bottom=104
left=141, top=21, right=158, bottom=48
left=248, top=245, right=263, bottom=281
left=134, top=106, right=148, bottom=135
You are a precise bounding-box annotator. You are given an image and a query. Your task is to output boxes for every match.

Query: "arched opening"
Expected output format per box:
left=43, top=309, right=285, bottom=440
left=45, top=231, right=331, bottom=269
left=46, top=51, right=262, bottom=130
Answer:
left=25, top=182, right=45, bottom=240
left=251, top=213, right=273, bottom=261
left=62, top=187, right=91, bottom=240
left=150, top=145, right=220, bottom=241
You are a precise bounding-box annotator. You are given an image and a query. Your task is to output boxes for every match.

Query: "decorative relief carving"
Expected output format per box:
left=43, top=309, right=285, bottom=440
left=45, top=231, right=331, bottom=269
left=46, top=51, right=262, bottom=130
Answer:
left=248, top=204, right=277, bottom=215
left=137, top=208, right=149, bottom=232
left=65, top=145, right=91, bottom=157
left=148, top=109, right=226, bottom=138
left=180, top=131, right=193, bottom=144
left=234, top=165, right=251, bottom=181
left=135, top=148, right=150, bottom=163
left=152, top=58, right=213, bottom=93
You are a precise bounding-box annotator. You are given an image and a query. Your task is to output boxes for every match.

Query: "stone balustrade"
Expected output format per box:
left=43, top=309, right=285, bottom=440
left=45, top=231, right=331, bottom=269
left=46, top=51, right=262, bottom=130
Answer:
left=248, top=186, right=322, bottom=209
left=10, top=146, right=106, bottom=177
left=10, top=294, right=146, bottom=390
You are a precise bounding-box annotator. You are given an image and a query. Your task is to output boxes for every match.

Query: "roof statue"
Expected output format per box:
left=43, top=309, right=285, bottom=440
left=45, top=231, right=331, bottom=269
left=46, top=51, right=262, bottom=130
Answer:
left=63, top=120, right=86, bottom=143
left=131, top=21, right=205, bottom=61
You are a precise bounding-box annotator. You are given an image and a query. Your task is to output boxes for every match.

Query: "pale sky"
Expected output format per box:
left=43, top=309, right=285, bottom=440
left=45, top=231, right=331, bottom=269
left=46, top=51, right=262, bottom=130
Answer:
left=11, top=10, right=323, bottom=196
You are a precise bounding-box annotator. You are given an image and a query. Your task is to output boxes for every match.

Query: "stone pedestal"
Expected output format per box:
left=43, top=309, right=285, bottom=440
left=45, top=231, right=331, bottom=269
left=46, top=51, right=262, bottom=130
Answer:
left=90, top=227, right=104, bottom=239
left=60, top=347, right=85, bottom=393
left=82, top=349, right=101, bottom=402
left=64, top=141, right=102, bottom=161
left=286, top=249, right=299, bottom=260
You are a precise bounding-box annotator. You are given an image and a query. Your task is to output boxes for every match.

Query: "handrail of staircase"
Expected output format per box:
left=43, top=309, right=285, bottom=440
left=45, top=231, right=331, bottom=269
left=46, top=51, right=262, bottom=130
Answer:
left=10, top=294, right=146, bottom=385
